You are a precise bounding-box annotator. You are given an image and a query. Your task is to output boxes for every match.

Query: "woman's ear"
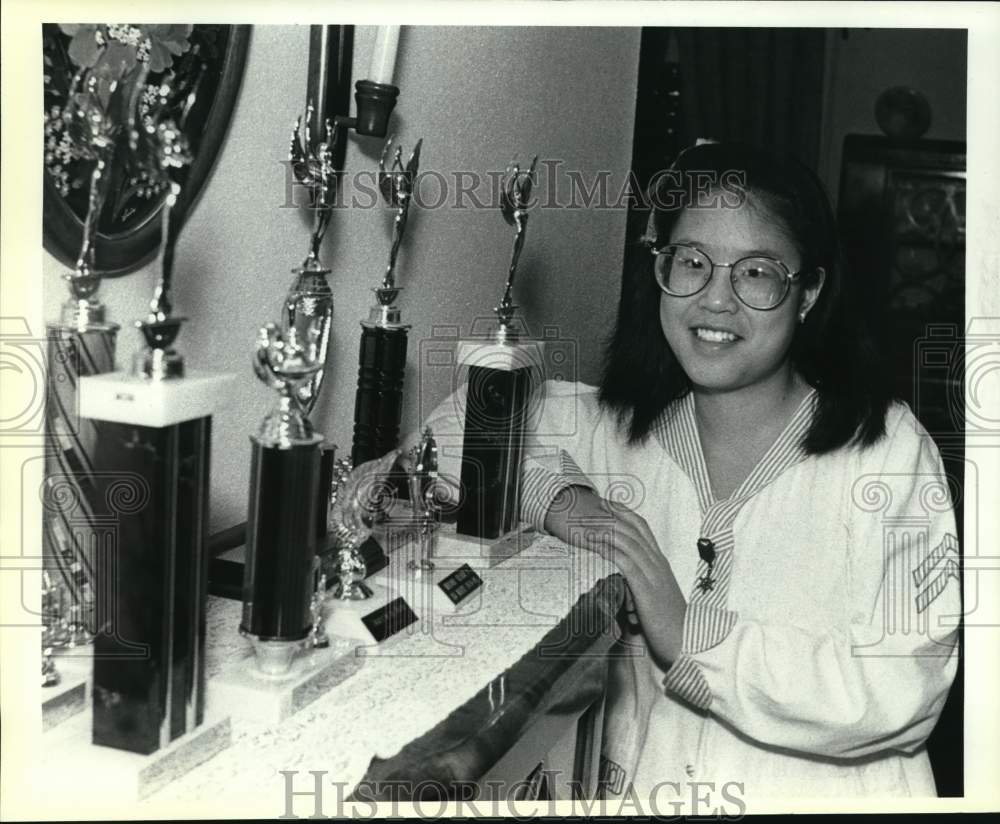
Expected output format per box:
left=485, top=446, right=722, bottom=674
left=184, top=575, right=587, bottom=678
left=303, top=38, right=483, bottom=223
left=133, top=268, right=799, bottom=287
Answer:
left=799, top=266, right=826, bottom=320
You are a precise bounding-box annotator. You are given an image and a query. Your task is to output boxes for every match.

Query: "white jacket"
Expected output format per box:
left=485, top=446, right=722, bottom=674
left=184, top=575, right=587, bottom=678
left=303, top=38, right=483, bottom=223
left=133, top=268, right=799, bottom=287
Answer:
left=420, top=379, right=960, bottom=800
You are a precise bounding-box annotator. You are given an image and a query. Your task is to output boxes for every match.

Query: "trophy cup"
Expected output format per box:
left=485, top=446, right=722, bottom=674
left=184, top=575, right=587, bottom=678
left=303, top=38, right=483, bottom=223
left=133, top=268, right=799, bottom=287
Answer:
left=455, top=157, right=544, bottom=540
left=350, top=137, right=422, bottom=466
left=239, top=324, right=326, bottom=675
left=79, top=100, right=234, bottom=755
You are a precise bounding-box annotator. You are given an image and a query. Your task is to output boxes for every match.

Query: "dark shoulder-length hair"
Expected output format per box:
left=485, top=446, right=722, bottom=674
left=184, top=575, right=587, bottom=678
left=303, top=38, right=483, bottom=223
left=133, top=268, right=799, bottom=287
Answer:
left=599, top=141, right=895, bottom=454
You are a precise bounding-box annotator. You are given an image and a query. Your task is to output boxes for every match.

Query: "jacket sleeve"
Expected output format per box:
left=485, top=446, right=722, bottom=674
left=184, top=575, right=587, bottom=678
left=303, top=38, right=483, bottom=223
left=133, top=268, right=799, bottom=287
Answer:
left=662, top=413, right=961, bottom=759
left=401, top=380, right=599, bottom=530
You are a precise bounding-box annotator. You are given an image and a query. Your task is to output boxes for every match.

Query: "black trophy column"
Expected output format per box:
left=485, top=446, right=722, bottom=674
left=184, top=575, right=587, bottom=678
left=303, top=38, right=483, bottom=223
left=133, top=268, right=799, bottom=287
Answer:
left=240, top=439, right=320, bottom=642
left=351, top=325, right=408, bottom=466
left=457, top=364, right=533, bottom=539
left=91, top=417, right=211, bottom=755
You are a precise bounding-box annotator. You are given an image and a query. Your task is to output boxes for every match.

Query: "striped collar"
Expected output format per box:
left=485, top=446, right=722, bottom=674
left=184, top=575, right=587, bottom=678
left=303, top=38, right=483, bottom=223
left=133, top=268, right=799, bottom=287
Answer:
left=655, top=387, right=818, bottom=515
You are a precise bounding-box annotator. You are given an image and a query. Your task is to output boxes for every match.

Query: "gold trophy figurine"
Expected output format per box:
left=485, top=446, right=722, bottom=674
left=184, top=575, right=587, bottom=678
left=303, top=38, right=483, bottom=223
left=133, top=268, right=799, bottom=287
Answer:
left=495, top=156, right=538, bottom=344
left=287, top=105, right=338, bottom=414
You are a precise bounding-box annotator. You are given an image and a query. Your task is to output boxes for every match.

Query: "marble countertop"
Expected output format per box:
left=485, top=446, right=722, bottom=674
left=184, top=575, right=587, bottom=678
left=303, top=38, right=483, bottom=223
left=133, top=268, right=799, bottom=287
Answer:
left=135, top=526, right=622, bottom=818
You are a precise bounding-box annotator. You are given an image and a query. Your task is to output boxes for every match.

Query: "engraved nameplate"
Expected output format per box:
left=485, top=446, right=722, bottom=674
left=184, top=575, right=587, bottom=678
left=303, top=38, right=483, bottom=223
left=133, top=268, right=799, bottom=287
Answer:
left=437, top=564, right=483, bottom=605
left=361, top=597, right=418, bottom=642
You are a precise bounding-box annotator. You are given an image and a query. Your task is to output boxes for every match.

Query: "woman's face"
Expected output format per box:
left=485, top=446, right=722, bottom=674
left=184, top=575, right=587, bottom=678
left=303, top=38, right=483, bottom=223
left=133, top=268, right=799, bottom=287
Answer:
left=659, top=196, right=823, bottom=394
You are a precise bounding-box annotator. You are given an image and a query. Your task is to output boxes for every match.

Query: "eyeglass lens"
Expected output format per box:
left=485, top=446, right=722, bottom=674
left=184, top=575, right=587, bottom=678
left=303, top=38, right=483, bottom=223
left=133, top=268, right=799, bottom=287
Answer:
left=654, top=246, right=788, bottom=309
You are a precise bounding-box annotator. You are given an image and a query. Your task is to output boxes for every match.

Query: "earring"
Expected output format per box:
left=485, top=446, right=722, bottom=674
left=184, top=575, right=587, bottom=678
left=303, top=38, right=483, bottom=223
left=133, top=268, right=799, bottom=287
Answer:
left=798, top=311, right=807, bottom=324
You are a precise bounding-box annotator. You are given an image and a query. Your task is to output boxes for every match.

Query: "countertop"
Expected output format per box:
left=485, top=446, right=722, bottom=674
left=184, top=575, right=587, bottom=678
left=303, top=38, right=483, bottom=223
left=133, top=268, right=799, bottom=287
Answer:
left=133, top=525, right=623, bottom=818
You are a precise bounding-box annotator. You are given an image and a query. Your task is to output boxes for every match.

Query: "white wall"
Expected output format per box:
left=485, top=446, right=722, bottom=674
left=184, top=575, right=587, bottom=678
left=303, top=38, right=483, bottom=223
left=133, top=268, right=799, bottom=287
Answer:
left=44, top=25, right=642, bottom=532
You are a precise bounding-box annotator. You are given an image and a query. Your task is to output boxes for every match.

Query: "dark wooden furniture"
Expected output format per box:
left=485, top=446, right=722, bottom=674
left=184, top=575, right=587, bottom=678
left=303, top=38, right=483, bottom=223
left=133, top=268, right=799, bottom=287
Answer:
left=837, top=134, right=966, bottom=797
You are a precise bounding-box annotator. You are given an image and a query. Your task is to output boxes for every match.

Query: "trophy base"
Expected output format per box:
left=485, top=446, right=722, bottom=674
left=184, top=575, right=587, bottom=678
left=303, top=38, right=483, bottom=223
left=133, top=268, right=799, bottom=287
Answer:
left=40, top=706, right=231, bottom=802
left=207, top=635, right=365, bottom=726
left=247, top=637, right=303, bottom=676
left=433, top=523, right=536, bottom=569
left=41, top=647, right=93, bottom=731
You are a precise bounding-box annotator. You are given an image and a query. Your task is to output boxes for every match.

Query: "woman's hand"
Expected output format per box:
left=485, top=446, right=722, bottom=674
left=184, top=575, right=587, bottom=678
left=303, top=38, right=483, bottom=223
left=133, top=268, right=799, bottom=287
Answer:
left=544, top=487, right=687, bottom=669
left=601, top=503, right=687, bottom=668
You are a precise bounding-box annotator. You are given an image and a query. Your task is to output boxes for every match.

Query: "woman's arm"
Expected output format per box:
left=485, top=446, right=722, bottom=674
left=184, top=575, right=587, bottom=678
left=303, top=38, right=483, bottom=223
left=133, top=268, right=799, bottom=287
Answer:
left=543, top=485, right=689, bottom=670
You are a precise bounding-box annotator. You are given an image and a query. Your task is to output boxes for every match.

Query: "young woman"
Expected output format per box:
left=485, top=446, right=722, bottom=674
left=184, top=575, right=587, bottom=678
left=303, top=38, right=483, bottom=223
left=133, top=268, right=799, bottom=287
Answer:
left=336, top=143, right=960, bottom=800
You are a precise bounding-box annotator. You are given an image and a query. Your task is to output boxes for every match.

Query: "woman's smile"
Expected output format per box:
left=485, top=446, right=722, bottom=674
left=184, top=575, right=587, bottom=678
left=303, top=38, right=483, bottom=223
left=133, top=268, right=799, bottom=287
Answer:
left=691, top=325, right=742, bottom=345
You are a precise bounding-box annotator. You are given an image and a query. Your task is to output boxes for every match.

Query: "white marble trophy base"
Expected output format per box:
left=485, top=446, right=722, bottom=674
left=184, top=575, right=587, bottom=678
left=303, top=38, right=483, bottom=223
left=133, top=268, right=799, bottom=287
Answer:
left=40, top=707, right=231, bottom=801
left=41, top=647, right=93, bottom=731
left=432, top=522, right=536, bottom=569
left=206, top=633, right=366, bottom=726
left=79, top=369, right=235, bottom=427
left=206, top=579, right=397, bottom=726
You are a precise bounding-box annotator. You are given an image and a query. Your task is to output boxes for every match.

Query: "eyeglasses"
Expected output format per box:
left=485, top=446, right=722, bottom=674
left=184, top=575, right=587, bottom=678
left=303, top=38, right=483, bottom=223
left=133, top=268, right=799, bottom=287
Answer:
left=650, top=243, right=806, bottom=311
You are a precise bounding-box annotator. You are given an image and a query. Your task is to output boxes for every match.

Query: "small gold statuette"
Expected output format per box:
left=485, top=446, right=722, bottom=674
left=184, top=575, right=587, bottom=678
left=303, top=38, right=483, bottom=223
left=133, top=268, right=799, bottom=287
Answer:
left=406, top=427, right=440, bottom=573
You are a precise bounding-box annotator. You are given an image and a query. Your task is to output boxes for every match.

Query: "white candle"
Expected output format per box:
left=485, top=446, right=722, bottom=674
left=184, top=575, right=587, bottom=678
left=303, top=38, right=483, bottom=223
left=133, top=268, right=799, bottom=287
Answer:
left=369, top=26, right=401, bottom=85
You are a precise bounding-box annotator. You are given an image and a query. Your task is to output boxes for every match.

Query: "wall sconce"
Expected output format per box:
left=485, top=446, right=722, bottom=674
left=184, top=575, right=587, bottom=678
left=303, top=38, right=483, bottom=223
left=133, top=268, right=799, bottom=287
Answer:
left=306, top=25, right=401, bottom=161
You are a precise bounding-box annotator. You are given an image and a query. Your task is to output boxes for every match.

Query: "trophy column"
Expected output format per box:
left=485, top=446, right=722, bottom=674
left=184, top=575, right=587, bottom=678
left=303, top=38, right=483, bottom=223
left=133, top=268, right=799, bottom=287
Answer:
left=455, top=156, right=541, bottom=541
left=79, top=325, right=233, bottom=755
left=456, top=341, right=543, bottom=539
left=240, top=324, right=325, bottom=676
left=352, top=318, right=408, bottom=465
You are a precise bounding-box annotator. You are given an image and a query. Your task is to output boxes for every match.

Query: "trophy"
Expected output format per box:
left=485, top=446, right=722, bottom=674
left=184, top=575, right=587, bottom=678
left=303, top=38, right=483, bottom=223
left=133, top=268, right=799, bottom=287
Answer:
left=239, top=324, right=326, bottom=675
left=78, top=86, right=235, bottom=753
left=43, top=71, right=123, bottom=655
left=288, top=107, right=341, bottom=588
left=455, top=157, right=544, bottom=540
left=406, top=427, right=440, bottom=573
left=350, top=137, right=422, bottom=466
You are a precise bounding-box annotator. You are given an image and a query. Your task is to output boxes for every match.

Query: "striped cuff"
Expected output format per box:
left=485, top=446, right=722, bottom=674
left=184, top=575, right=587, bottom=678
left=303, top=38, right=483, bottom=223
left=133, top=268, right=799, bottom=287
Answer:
left=662, top=603, right=739, bottom=709
left=520, top=452, right=595, bottom=533
left=663, top=655, right=712, bottom=709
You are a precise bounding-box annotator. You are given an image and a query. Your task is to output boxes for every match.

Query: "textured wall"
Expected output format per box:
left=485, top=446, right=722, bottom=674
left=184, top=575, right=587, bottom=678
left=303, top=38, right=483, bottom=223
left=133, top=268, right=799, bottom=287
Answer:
left=44, top=25, right=642, bottom=531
